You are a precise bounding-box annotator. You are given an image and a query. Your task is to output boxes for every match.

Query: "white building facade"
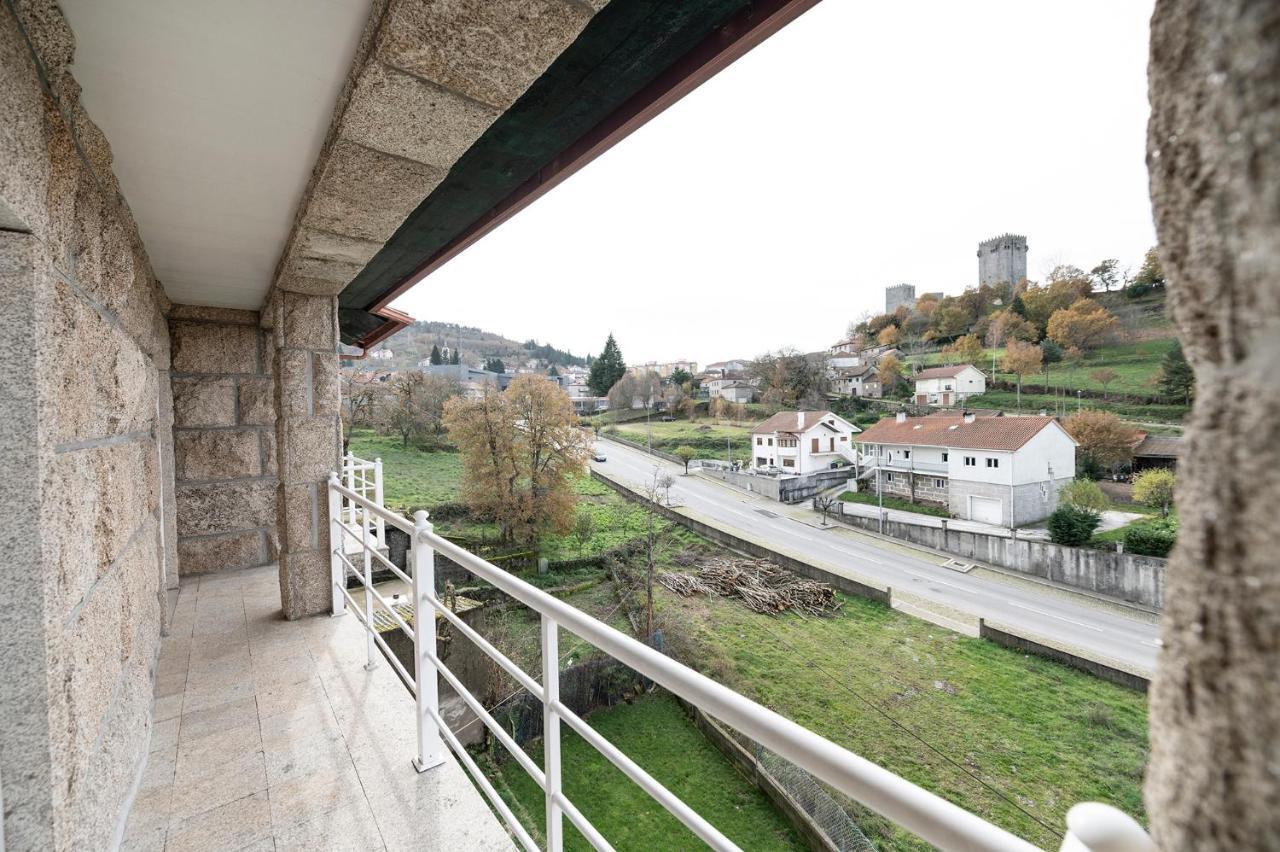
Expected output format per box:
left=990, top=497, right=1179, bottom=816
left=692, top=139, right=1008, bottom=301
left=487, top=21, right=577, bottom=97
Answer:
left=854, top=413, right=1076, bottom=526
left=913, top=364, right=987, bottom=406
left=750, top=411, right=860, bottom=473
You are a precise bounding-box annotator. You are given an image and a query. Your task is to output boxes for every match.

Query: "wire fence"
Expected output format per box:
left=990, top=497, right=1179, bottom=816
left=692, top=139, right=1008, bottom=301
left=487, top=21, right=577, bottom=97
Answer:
left=750, top=739, right=878, bottom=852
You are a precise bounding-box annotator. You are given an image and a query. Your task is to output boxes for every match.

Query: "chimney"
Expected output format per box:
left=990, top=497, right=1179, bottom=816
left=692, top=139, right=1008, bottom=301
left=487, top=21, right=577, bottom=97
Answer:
left=1039, top=408, right=1047, bottom=416
left=796, top=412, right=804, bottom=429
left=963, top=411, right=976, bottom=424
left=896, top=411, right=907, bottom=423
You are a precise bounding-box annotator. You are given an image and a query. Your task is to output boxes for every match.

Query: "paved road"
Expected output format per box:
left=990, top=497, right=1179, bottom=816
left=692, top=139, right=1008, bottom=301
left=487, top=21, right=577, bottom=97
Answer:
left=592, top=438, right=1160, bottom=675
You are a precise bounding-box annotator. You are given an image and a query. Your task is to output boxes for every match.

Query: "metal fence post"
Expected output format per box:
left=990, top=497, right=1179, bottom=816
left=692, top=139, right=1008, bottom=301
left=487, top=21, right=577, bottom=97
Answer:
left=374, top=456, right=386, bottom=549
left=343, top=452, right=355, bottom=527
left=362, top=505, right=376, bottom=671
left=412, top=510, right=447, bottom=773
left=541, top=615, right=563, bottom=852
left=327, top=473, right=345, bottom=617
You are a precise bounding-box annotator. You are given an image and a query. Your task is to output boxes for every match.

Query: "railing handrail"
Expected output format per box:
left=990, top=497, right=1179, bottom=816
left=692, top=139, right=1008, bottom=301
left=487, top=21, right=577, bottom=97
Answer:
left=326, top=475, right=1039, bottom=852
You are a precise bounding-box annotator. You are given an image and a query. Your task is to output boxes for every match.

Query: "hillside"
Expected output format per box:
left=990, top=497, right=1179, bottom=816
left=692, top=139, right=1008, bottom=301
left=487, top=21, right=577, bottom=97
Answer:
left=365, top=320, right=589, bottom=371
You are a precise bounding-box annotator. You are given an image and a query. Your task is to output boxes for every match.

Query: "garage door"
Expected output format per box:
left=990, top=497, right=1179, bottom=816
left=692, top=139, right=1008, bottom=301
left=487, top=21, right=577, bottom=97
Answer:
left=970, top=496, right=1003, bottom=525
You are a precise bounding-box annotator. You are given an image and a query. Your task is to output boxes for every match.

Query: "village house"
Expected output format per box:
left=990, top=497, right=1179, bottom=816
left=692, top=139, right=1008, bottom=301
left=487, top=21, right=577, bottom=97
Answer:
left=710, top=380, right=755, bottom=403
left=703, top=358, right=750, bottom=378
left=750, top=411, right=860, bottom=473
left=855, top=412, right=1075, bottom=526
left=831, top=364, right=882, bottom=398
left=913, top=364, right=987, bottom=406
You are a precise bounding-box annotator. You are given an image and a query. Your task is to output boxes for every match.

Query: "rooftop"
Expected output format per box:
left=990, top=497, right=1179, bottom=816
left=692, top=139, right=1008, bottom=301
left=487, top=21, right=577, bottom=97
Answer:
left=914, top=364, right=979, bottom=380
left=856, top=414, right=1067, bottom=451
left=752, top=410, right=846, bottom=435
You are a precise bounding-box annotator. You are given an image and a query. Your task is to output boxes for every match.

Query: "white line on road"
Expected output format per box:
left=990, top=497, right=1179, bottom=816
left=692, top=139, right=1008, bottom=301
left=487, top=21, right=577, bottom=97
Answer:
left=1006, top=601, right=1105, bottom=632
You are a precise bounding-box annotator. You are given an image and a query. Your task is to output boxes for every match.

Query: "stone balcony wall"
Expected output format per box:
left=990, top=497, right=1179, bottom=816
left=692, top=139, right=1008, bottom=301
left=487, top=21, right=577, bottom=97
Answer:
left=0, top=5, right=177, bottom=849
left=169, top=307, right=279, bottom=575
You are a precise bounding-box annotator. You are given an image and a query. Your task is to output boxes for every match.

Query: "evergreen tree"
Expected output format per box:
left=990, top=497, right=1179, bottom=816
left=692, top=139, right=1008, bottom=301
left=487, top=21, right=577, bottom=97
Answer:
left=587, top=333, right=626, bottom=396
left=1158, top=339, right=1194, bottom=403
left=1010, top=293, right=1028, bottom=318
left=449, top=349, right=461, bottom=365
left=429, top=344, right=443, bottom=365
left=548, top=365, right=560, bottom=377
left=484, top=357, right=506, bottom=374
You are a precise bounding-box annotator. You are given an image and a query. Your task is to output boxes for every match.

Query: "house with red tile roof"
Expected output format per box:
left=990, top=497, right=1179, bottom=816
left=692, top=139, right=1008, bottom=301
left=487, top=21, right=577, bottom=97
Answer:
left=749, top=411, right=860, bottom=474
left=854, top=411, right=1075, bottom=526
left=913, top=364, right=987, bottom=406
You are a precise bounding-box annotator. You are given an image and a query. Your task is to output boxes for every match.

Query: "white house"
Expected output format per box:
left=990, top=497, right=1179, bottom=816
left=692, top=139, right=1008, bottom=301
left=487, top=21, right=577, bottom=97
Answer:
left=750, top=411, right=861, bottom=473
left=704, top=358, right=750, bottom=378
left=831, top=364, right=881, bottom=398
left=913, top=364, right=986, bottom=406
left=711, top=381, right=755, bottom=403
left=854, top=412, right=1076, bottom=526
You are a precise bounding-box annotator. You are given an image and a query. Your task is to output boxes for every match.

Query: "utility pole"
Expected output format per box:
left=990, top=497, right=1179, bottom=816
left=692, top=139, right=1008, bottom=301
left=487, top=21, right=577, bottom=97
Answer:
left=877, top=453, right=885, bottom=535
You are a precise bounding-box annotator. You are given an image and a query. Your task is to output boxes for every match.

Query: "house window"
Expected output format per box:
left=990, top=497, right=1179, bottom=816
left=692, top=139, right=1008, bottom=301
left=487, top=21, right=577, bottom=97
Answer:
left=903, top=450, right=911, bottom=459
left=782, top=458, right=795, bottom=467
left=885, top=472, right=894, bottom=482
left=986, top=458, right=999, bottom=468
left=964, top=456, right=976, bottom=466
left=768, top=438, right=774, bottom=446
left=935, top=478, right=945, bottom=488
left=840, top=435, right=847, bottom=442
left=756, top=437, right=762, bottom=446
left=941, top=451, right=948, bottom=462
left=811, top=438, right=820, bottom=452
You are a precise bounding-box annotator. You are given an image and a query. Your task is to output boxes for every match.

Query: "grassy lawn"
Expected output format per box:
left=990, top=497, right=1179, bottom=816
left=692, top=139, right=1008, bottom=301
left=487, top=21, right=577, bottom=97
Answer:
left=961, top=390, right=1189, bottom=423
left=611, top=418, right=758, bottom=458
left=489, top=692, right=804, bottom=851
left=347, top=428, right=462, bottom=511
left=839, top=489, right=951, bottom=518
left=658, top=591, right=1149, bottom=850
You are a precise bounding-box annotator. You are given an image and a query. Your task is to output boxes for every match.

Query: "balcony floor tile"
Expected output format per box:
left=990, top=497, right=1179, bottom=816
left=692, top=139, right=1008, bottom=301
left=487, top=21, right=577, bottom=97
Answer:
left=124, top=565, right=514, bottom=851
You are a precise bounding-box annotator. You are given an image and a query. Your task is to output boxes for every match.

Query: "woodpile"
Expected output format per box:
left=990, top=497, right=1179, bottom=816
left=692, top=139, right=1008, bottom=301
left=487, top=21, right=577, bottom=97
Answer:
left=659, top=557, right=840, bottom=617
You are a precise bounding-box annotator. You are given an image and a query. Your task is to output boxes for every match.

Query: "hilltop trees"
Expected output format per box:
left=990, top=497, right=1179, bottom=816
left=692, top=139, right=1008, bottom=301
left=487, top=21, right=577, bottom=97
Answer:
left=1046, top=299, right=1121, bottom=353
left=588, top=333, right=626, bottom=395
left=942, top=333, right=984, bottom=366
left=752, top=348, right=826, bottom=409
left=1090, top=258, right=1122, bottom=292
left=483, top=357, right=506, bottom=374
left=429, top=344, right=443, bottom=365
left=1000, top=340, right=1043, bottom=411
left=877, top=324, right=900, bottom=346
left=444, top=374, right=589, bottom=544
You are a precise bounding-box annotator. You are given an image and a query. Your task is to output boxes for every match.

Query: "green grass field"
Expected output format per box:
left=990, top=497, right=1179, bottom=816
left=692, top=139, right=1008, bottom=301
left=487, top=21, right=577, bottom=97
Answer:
left=347, top=428, right=463, bottom=511
left=960, top=389, right=1189, bottom=423
left=659, top=591, right=1149, bottom=850
left=490, top=693, right=804, bottom=851
left=611, top=418, right=758, bottom=458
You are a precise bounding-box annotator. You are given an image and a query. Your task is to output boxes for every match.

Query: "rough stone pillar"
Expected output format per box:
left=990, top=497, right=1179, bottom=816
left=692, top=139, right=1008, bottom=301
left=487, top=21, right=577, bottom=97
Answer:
left=1145, top=1, right=1280, bottom=847
left=273, top=291, right=343, bottom=619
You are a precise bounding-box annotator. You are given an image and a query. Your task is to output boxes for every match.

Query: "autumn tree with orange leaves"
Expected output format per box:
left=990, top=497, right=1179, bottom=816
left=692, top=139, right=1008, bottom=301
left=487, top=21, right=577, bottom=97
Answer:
left=444, top=374, right=589, bottom=544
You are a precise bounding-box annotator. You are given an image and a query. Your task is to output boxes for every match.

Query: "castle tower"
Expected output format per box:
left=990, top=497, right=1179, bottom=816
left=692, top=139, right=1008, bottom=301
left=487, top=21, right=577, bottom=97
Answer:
left=977, top=234, right=1028, bottom=286
left=885, top=283, right=916, bottom=314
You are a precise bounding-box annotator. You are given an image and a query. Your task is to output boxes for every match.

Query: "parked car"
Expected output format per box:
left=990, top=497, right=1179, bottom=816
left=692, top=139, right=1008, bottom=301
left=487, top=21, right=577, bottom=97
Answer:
left=592, top=451, right=607, bottom=462
left=660, top=415, right=675, bottom=422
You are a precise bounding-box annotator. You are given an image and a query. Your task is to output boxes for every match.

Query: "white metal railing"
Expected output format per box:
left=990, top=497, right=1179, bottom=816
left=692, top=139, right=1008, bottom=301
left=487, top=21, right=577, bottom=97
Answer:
left=325, top=470, right=1149, bottom=852
left=342, top=452, right=386, bottom=551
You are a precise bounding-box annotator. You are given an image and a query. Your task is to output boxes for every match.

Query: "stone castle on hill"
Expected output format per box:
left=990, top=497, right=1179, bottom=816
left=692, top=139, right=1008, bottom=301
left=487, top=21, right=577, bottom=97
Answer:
left=977, top=233, right=1028, bottom=286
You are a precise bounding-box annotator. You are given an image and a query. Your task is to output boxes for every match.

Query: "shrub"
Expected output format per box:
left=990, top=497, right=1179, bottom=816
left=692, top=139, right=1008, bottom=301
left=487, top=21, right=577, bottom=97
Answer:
left=1048, top=505, right=1102, bottom=546
left=1060, top=479, right=1109, bottom=513
left=1124, top=521, right=1178, bottom=557
left=1132, top=468, right=1176, bottom=517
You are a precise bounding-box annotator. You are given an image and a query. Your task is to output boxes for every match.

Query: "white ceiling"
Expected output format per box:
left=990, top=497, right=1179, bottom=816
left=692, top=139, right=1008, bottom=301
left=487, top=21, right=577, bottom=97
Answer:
left=61, top=0, right=371, bottom=309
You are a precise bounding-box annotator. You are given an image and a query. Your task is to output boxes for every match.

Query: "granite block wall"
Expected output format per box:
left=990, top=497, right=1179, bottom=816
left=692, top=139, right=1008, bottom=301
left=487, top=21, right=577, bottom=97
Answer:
left=0, top=5, right=175, bottom=849
left=169, top=307, right=278, bottom=574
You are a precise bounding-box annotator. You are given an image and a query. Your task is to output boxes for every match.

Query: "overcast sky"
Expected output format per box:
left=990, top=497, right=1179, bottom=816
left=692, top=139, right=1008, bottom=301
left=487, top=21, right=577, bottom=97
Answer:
left=392, top=0, right=1157, bottom=368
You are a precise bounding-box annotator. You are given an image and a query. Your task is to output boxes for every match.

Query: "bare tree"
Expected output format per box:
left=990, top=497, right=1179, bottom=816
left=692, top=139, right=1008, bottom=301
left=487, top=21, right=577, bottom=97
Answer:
left=814, top=495, right=837, bottom=526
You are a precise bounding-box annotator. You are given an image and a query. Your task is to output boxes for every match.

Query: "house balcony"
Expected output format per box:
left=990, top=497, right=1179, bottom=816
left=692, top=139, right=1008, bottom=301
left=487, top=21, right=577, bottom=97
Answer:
left=120, top=455, right=1147, bottom=852
left=861, top=455, right=949, bottom=474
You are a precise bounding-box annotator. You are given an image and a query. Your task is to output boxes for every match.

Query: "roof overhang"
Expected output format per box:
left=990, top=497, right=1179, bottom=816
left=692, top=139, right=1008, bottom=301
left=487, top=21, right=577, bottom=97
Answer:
left=336, top=0, right=821, bottom=347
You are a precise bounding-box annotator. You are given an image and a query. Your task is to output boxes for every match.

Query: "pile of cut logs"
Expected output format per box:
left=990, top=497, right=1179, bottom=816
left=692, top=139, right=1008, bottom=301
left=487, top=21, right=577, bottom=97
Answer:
left=659, top=556, right=840, bottom=617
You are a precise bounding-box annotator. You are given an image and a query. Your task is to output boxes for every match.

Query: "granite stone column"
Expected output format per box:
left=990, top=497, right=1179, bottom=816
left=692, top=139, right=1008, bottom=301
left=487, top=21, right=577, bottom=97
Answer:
left=273, top=291, right=342, bottom=619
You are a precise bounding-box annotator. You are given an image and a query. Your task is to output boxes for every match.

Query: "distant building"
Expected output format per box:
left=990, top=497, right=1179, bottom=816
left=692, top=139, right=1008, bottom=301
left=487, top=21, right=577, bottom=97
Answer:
left=855, top=412, right=1075, bottom=526
left=704, top=359, right=750, bottom=378
left=750, top=411, right=860, bottom=473
left=420, top=363, right=510, bottom=394
left=913, top=364, right=987, bottom=406
left=368, top=348, right=393, bottom=360
left=977, top=234, right=1028, bottom=286
left=635, top=359, right=697, bottom=379
left=885, top=283, right=916, bottom=314
left=711, top=381, right=755, bottom=404
left=831, top=364, right=881, bottom=399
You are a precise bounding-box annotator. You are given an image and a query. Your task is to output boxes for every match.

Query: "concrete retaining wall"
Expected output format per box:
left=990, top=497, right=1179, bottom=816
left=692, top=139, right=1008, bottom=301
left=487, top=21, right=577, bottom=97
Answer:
left=980, top=620, right=1150, bottom=692
left=830, top=507, right=1165, bottom=609
left=697, top=466, right=851, bottom=504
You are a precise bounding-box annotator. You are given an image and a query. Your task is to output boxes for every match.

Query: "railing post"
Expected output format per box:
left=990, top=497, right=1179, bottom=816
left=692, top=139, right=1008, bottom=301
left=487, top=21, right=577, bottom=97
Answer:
left=412, top=510, right=447, bottom=773
left=327, top=472, right=345, bottom=617
left=541, top=615, right=563, bottom=852
left=1059, top=802, right=1156, bottom=851
left=374, top=457, right=386, bottom=549
left=362, top=505, right=376, bottom=671
left=343, top=452, right=355, bottom=527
